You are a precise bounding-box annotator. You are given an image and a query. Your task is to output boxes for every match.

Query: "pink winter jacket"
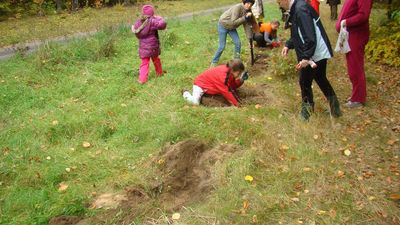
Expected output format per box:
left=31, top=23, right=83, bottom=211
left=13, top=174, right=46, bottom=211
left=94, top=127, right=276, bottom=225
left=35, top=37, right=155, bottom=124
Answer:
left=132, top=16, right=167, bottom=58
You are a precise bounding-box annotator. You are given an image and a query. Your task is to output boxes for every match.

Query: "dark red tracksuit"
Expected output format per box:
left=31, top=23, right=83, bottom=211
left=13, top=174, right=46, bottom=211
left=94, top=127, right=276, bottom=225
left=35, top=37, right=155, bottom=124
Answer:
left=336, top=0, right=373, bottom=103
left=194, top=65, right=243, bottom=106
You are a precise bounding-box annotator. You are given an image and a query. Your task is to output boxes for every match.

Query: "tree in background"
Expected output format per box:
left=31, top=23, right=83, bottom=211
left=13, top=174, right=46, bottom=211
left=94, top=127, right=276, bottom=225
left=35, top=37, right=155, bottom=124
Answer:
left=0, top=0, right=138, bottom=20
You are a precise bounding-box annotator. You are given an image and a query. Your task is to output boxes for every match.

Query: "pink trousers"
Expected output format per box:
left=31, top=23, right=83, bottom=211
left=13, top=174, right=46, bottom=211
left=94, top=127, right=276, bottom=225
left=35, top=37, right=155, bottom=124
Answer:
left=346, top=31, right=368, bottom=103
left=139, top=56, right=163, bottom=83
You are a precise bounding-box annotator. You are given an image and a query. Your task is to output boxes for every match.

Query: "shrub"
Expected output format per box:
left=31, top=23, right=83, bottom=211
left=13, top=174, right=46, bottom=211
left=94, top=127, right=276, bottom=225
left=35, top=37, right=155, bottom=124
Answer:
left=268, top=49, right=297, bottom=79
left=96, top=33, right=116, bottom=59
left=160, top=30, right=179, bottom=49
left=365, top=21, right=400, bottom=67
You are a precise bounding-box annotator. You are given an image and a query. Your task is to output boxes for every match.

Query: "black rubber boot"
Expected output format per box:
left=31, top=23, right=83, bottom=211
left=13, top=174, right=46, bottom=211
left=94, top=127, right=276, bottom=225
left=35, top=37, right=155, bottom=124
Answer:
left=300, top=102, right=313, bottom=121
left=327, top=95, right=342, bottom=118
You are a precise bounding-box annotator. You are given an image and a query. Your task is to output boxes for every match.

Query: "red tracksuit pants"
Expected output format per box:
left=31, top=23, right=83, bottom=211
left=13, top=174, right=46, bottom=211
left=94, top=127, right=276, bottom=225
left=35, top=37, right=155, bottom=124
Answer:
left=346, top=31, right=368, bottom=103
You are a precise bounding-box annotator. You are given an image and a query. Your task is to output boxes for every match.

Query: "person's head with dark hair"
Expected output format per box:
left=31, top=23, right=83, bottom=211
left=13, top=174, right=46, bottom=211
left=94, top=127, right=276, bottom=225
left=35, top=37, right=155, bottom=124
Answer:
left=242, top=0, right=255, bottom=10
left=242, top=0, right=255, bottom=4
left=226, top=59, right=245, bottom=79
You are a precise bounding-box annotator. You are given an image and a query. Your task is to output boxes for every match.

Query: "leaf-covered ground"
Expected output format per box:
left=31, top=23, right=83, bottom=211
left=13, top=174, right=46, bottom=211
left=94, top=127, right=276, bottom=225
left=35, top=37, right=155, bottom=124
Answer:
left=0, top=2, right=399, bottom=225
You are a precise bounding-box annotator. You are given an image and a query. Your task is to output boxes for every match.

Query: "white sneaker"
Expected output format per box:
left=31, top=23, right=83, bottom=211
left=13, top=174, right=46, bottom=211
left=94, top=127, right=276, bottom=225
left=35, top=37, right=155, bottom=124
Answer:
left=345, top=101, right=364, bottom=108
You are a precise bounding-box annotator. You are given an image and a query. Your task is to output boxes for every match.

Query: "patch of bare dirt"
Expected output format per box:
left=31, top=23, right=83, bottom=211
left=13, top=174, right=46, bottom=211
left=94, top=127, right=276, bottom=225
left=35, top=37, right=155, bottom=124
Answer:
left=153, top=140, right=239, bottom=210
left=51, top=140, right=239, bottom=224
left=249, top=50, right=270, bottom=77
left=49, top=216, right=82, bottom=225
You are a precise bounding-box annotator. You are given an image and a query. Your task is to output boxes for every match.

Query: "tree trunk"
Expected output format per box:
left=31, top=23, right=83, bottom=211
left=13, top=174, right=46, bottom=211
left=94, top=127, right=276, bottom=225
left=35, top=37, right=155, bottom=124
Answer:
left=72, top=0, right=79, bottom=12
left=55, top=0, right=63, bottom=12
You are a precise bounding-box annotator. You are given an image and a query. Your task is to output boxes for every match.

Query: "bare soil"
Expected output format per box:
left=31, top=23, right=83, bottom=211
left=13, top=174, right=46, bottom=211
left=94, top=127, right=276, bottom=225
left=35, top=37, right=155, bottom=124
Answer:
left=48, top=216, right=82, bottom=225
left=201, top=83, right=273, bottom=107
left=153, top=140, right=239, bottom=210
left=49, top=140, right=239, bottom=224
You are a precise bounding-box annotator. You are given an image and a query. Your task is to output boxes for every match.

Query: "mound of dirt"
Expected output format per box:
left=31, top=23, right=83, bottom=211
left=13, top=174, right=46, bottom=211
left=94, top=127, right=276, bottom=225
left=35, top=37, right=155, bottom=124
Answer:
left=201, top=84, right=271, bottom=107
left=49, top=216, right=82, bottom=225
left=50, top=140, right=239, bottom=224
left=154, top=140, right=239, bottom=210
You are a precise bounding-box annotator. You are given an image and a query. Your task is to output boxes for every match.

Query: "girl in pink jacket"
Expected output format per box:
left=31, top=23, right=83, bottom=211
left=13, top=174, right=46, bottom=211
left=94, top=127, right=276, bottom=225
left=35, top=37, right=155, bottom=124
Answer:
left=132, top=5, right=167, bottom=84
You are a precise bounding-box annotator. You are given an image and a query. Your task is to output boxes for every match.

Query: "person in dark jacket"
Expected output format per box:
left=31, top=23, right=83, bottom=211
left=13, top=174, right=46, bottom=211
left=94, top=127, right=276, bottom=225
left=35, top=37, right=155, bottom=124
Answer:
left=327, top=0, right=341, bottom=20
left=132, top=5, right=167, bottom=84
left=280, top=0, right=342, bottom=120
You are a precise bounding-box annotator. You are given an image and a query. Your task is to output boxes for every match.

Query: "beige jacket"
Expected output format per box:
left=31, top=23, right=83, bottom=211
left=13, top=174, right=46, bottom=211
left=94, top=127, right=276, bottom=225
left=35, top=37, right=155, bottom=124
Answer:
left=219, top=3, right=253, bottom=39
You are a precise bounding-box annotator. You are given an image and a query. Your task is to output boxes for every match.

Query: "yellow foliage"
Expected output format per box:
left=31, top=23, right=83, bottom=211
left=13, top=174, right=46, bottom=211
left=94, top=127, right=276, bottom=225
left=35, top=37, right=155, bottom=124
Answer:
left=366, top=21, right=400, bottom=67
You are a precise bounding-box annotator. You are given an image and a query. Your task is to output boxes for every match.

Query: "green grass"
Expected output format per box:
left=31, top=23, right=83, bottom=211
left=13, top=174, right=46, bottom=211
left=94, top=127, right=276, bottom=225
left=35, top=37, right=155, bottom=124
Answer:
left=0, top=0, right=237, bottom=47
left=1, top=2, right=399, bottom=225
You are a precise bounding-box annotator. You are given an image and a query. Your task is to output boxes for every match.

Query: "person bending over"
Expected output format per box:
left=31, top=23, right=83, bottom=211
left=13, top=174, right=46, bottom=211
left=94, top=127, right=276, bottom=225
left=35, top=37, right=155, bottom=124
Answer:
left=183, top=59, right=248, bottom=107
left=253, top=20, right=281, bottom=48
left=211, top=0, right=255, bottom=67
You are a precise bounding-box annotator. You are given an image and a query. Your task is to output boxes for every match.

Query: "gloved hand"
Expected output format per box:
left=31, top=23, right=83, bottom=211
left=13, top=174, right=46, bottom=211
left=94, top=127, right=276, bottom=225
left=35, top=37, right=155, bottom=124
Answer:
left=271, top=41, right=281, bottom=48
left=241, top=71, right=249, bottom=82
left=245, top=12, right=252, bottom=22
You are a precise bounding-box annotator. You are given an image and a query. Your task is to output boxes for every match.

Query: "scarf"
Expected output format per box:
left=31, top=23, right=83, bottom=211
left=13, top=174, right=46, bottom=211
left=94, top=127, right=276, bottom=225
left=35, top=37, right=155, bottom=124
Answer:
left=132, top=15, right=150, bottom=34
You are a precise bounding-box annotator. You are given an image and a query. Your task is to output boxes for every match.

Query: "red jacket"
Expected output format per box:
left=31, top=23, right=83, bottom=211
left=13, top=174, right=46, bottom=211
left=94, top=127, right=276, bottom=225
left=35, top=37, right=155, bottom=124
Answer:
left=336, top=0, right=372, bottom=34
left=194, top=65, right=243, bottom=106
left=308, top=0, right=320, bottom=15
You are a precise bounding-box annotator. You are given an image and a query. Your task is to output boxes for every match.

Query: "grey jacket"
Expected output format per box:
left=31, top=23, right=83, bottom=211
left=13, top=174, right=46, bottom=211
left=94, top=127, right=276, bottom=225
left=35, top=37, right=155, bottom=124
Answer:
left=219, top=3, right=253, bottom=39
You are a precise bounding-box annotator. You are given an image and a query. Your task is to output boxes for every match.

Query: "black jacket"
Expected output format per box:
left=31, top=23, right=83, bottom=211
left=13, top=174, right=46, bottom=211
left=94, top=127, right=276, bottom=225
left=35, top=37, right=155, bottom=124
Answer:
left=285, top=0, right=333, bottom=61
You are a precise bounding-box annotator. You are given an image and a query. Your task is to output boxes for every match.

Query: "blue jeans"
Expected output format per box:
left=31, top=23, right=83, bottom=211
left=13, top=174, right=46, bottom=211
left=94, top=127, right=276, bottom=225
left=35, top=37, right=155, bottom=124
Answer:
left=212, top=23, right=241, bottom=64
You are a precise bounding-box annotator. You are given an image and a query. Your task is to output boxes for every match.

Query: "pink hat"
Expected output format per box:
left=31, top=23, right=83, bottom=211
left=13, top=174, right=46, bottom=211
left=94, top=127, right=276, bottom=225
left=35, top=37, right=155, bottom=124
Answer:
left=142, top=5, right=154, bottom=16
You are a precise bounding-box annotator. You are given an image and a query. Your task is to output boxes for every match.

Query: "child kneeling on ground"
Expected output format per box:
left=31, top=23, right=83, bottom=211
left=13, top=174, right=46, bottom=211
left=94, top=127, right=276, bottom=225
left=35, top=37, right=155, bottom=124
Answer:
left=183, top=59, right=248, bottom=107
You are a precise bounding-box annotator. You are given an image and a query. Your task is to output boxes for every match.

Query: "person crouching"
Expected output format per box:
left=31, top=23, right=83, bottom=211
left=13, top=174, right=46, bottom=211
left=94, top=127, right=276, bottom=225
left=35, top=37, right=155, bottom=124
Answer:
left=253, top=20, right=281, bottom=48
left=183, top=59, right=248, bottom=107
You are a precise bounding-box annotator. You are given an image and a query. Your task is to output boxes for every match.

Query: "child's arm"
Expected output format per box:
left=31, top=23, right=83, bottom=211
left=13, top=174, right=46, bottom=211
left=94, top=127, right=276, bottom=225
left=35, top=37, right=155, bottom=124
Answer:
left=263, top=32, right=273, bottom=44
left=151, top=16, right=167, bottom=30
left=218, top=87, right=239, bottom=106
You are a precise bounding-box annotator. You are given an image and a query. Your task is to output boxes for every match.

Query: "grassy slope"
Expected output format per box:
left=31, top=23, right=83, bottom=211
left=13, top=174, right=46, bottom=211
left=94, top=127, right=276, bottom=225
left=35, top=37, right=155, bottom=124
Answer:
left=0, top=2, right=399, bottom=225
left=0, top=0, right=236, bottom=47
